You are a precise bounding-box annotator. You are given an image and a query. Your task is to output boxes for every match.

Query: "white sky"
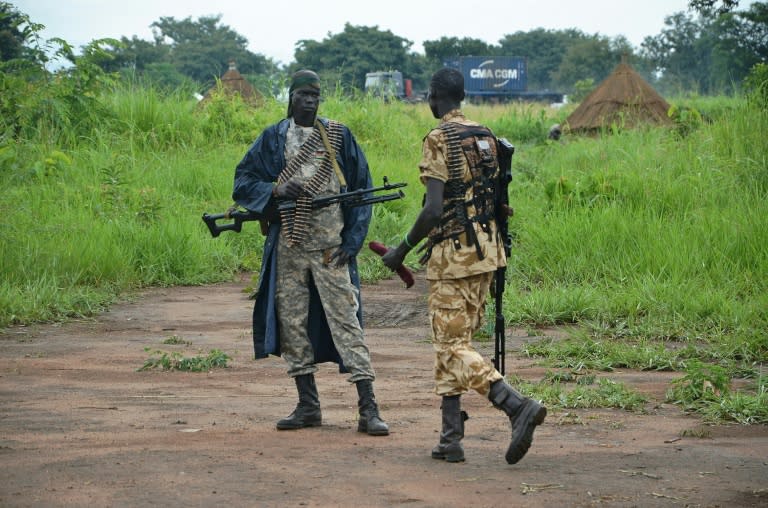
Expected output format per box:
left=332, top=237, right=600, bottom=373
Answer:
left=14, top=0, right=741, bottom=66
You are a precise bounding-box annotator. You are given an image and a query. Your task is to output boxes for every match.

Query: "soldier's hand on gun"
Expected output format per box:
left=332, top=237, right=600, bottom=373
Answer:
left=329, top=247, right=351, bottom=267
left=273, top=180, right=304, bottom=200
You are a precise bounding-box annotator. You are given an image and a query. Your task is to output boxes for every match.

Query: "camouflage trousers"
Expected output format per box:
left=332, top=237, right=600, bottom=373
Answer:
left=276, top=241, right=374, bottom=383
left=428, top=271, right=503, bottom=397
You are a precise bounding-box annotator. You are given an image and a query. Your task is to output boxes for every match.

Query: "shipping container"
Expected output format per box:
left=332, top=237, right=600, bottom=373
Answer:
left=444, top=56, right=527, bottom=97
left=443, top=56, right=562, bottom=103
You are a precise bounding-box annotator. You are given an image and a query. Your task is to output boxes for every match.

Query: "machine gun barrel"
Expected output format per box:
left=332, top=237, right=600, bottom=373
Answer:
left=277, top=177, right=406, bottom=213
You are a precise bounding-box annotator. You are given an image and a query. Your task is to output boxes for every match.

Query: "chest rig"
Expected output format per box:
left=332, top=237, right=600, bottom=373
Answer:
left=420, top=122, right=500, bottom=263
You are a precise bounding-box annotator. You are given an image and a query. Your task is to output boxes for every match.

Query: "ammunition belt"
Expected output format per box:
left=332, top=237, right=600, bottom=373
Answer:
left=277, top=121, right=343, bottom=247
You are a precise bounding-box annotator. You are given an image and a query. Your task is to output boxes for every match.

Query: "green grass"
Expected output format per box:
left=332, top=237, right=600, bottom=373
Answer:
left=508, top=373, right=648, bottom=412
left=1, top=82, right=766, bottom=422
left=138, top=348, right=231, bottom=372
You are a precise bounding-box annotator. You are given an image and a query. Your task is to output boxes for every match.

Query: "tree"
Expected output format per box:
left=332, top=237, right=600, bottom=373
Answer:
left=151, top=15, right=276, bottom=86
left=641, top=12, right=715, bottom=93
left=641, top=3, right=767, bottom=95
left=689, top=0, right=741, bottom=15
left=423, top=36, right=494, bottom=63
left=732, top=2, right=768, bottom=63
left=551, top=35, right=634, bottom=93
left=293, top=24, right=412, bottom=91
left=91, top=15, right=279, bottom=89
left=497, top=28, right=586, bottom=91
left=708, top=2, right=768, bottom=92
left=0, top=1, right=26, bottom=61
left=0, top=2, right=49, bottom=65
left=95, top=36, right=170, bottom=74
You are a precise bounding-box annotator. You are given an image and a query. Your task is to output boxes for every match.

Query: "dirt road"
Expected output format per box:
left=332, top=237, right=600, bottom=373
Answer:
left=1, top=273, right=766, bottom=507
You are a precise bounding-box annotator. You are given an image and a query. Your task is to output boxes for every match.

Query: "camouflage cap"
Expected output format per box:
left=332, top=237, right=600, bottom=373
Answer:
left=289, top=70, right=321, bottom=94
left=287, top=70, right=321, bottom=117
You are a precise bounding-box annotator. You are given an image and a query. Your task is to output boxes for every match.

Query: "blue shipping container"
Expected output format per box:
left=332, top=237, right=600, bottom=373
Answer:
left=455, top=56, right=528, bottom=95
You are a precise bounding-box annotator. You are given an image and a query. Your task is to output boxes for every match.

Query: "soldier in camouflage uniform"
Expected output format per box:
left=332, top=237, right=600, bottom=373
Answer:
left=232, top=70, right=388, bottom=436
left=382, top=68, right=545, bottom=463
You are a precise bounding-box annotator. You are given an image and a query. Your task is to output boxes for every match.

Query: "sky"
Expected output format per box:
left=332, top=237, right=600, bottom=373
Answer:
left=15, top=0, right=721, bottom=66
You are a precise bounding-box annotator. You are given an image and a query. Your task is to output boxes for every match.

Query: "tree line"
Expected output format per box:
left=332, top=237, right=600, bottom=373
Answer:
left=1, top=1, right=766, bottom=98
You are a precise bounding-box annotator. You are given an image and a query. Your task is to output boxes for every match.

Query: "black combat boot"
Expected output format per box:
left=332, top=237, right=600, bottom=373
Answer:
left=276, top=373, right=322, bottom=430
left=431, top=395, right=468, bottom=463
left=488, top=379, right=547, bottom=464
left=355, top=379, right=389, bottom=436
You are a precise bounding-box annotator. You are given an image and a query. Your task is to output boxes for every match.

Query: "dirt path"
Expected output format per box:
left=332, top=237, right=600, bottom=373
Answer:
left=1, top=273, right=766, bottom=507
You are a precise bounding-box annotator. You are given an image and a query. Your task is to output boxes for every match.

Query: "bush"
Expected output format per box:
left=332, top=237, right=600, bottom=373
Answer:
left=743, top=62, right=768, bottom=110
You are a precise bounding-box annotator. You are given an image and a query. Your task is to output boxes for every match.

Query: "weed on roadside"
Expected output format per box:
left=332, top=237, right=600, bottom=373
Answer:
left=508, top=373, right=648, bottom=412
left=162, top=335, right=191, bottom=346
left=138, top=348, right=231, bottom=372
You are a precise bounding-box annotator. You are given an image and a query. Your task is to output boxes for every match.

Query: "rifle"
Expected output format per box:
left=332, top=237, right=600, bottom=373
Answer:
left=202, top=177, right=407, bottom=238
left=493, top=138, right=515, bottom=375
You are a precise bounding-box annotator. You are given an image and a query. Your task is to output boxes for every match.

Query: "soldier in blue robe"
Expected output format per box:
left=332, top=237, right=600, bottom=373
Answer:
left=232, top=70, right=388, bottom=436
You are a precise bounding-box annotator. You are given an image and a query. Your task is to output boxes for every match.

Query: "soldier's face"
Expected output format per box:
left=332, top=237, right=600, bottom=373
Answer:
left=291, top=87, right=320, bottom=126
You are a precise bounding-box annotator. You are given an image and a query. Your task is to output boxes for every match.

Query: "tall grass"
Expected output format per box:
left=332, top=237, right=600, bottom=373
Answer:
left=504, top=99, right=767, bottom=344
left=0, top=86, right=273, bottom=325
left=1, top=87, right=766, bottom=360
left=2, top=85, right=765, bottom=421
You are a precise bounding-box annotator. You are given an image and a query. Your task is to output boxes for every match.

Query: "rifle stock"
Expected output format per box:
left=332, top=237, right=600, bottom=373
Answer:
left=494, top=138, right=515, bottom=375
left=202, top=209, right=263, bottom=238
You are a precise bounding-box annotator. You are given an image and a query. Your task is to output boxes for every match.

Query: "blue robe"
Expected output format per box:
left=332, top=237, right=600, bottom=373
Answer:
left=232, top=117, right=373, bottom=369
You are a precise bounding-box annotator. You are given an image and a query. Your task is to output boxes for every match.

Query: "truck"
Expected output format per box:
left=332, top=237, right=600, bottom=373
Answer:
left=443, top=56, right=564, bottom=103
left=364, top=71, right=414, bottom=101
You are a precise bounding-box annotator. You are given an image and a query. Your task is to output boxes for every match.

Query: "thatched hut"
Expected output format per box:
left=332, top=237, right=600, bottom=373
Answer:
left=565, top=61, right=671, bottom=134
left=200, top=60, right=263, bottom=106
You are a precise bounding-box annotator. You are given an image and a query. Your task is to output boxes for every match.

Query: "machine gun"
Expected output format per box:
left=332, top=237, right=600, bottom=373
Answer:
left=493, top=138, right=515, bottom=375
left=275, top=177, right=406, bottom=213
left=202, top=177, right=406, bottom=238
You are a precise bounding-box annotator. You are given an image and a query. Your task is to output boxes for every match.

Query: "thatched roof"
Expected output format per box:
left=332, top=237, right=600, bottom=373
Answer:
left=565, top=61, right=671, bottom=133
left=201, top=60, right=263, bottom=106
